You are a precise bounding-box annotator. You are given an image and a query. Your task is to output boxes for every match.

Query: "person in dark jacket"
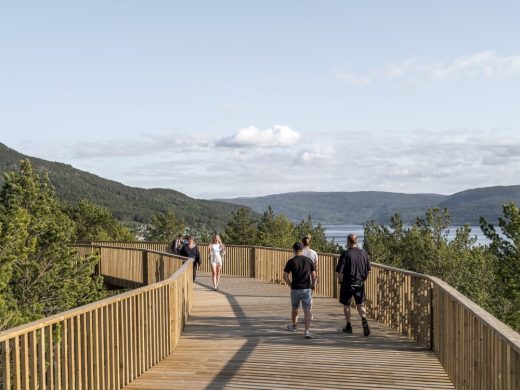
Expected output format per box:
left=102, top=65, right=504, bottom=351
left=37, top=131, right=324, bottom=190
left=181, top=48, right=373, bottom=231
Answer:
left=336, top=234, right=371, bottom=336
left=180, top=235, right=201, bottom=282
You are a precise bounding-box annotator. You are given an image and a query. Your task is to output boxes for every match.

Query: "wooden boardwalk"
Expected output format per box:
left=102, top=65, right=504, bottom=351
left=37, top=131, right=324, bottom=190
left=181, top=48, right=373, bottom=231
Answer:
left=124, top=274, right=454, bottom=390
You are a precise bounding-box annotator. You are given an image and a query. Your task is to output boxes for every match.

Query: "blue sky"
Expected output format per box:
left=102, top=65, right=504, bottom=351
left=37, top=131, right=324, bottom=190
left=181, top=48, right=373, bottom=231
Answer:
left=1, top=1, right=520, bottom=198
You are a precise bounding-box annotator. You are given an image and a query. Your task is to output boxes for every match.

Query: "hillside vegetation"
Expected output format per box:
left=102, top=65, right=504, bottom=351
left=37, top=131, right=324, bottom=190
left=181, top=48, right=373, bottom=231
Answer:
left=365, top=206, right=520, bottom=332
left=220, top=187, right=520, bottom=225
left=0, top=160, right=105, bottom=330
left=0, top=143, right=241, bottom=229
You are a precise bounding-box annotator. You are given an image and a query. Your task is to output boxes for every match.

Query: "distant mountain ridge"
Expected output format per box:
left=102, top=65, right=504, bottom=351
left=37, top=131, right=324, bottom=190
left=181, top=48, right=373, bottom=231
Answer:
left=218, top=187, right=520, bottom=225
left=0, top=142, right=241, bottom=229
left=3, top=142, right=519, bottom=227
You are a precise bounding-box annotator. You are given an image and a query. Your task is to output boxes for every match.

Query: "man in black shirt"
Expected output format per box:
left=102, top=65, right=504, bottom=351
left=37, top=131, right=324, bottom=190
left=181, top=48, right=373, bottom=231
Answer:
left=283, top=242, right=317, bottom=339
left=336, top=234, right=371, bottom=336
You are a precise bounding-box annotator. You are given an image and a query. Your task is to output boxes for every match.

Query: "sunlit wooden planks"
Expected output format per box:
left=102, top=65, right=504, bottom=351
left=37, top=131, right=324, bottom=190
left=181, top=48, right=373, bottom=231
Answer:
left=124, top=275, right=454, bottom=390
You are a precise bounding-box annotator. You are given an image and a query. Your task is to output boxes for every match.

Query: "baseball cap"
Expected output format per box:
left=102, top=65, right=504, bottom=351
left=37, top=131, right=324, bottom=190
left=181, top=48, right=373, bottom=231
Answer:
left=292, top=242, right=304, bottom=251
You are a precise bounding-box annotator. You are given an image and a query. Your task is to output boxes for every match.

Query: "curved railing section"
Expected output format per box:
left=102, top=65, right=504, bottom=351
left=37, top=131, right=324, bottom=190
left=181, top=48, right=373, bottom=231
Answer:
left=0, top=244, right=193, bottom=390
left=3, top=241, right=518, bottom=389
left=82, top=241, right=520, bottom=389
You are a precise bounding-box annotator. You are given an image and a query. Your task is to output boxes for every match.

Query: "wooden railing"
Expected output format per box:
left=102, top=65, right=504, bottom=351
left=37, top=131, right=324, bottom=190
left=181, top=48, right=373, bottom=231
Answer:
left=0, top=245, right=193, bottom=390
left=431, top=277, right=520, bottom=389
left=7, top=241, right=518, bottom=389
left=82, top=241, right=520, bottom=389
left=76, top=244, right=188, bottom=289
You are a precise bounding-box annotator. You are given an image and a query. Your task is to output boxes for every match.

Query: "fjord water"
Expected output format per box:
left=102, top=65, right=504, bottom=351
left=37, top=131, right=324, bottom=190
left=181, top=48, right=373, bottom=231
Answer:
left=323, top=224, right=493, bottom=247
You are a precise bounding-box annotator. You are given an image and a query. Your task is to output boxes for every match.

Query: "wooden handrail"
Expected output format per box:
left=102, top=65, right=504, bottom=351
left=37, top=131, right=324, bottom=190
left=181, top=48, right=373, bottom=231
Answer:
left=0, top=259, right=191, bottom=343
left=83, top=240, right=520, bottom=389
left=0, top=245, right=194, bottom=390
left=434, top=276, right=520, bottom=352
left=75, top=242, right=185, bottom=257
left=3, top=241, right=518, bottom=389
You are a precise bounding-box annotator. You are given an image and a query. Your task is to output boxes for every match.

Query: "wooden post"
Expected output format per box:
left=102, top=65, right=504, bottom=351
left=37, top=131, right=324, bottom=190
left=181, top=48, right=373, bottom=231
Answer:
left=2, top=340, right=11, bottom=390
left=159, top=255, right=165, bottom=282
left=168, top=282, right=178, bottom=353
left=429, top=284, right=434, bottom=351
left=14, top=335, right=21, bottom=390
left=250, top=246, right=256, bottom=278
left=96, top=247, right=102, bottom=276
left=142, top=251, right=149, bottom=286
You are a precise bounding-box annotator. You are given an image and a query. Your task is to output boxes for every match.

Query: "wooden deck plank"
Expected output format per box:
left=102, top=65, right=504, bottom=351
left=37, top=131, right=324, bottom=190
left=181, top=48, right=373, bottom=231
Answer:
left=124, top=275, right=454, bottom=390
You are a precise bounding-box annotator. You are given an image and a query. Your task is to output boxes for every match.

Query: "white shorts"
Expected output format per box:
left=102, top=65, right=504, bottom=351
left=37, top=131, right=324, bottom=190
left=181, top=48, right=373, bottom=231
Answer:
left=210, top=254, right=222, bottom=265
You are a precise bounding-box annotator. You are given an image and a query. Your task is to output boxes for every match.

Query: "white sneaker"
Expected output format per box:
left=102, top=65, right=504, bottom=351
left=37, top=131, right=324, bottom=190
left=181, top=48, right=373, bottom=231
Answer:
left=286, top=324, right=297, bottom=332
left=304, top=330, right=312, bottom=339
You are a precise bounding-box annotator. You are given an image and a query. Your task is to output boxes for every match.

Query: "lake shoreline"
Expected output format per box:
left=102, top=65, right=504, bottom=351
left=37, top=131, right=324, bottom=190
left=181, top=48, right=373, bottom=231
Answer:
left=323, top=224, right=493, bottom=247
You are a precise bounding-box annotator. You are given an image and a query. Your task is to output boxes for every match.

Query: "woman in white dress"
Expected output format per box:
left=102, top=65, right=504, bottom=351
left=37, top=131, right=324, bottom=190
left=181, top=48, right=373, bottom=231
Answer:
left=209, top=234, right=225, bottom=290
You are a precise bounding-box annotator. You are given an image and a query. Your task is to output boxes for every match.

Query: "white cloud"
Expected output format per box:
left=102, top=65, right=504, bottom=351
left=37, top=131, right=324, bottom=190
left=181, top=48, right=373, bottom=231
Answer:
left=21, top=126, right=520, bottom=199
left=102, top=127, right=520, bottom=198
left=216, top=124, right=301, bottom=148
left=338, top=51, right=520, bottom=86
left=72, top=133, right=210, bottom=158
left=295, top=145, right=336, bottom=165
left=344, top=128, right=520, bottom=190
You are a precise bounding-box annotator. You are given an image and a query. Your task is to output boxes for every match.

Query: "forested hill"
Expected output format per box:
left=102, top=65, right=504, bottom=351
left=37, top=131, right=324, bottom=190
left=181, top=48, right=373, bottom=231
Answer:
left=218, top=192, right=446, bottom=224
left=0, top=142, right=240, bottom=229
left=435, top=186, right=520, bottom=224
left=219, top=186, right=520, bottom=225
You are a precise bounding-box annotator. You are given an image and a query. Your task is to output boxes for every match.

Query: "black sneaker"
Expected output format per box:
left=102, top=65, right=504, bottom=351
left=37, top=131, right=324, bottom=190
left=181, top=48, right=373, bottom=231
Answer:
left=362, top=318, right=370, bottom=336
left=342, top=323, right=352, bottom=333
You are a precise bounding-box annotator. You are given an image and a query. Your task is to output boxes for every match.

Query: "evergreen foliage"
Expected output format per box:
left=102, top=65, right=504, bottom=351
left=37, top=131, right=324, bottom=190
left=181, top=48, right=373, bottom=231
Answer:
left=294, top=216, right=337, bottom=253
left=0, top=160, right=106, bottom=330
left=66, top=199, right=135, bottom=241
left=145, top=209, right=186, bottom=242
left=222, top=206, right=338, bottom=252
left=480, top=203, right=520, bottom=330
left=364, top=207, right=518, bottom=331
left=256, top=207, right=295, bottom=248
left=223, top=207, right=257, bottom=245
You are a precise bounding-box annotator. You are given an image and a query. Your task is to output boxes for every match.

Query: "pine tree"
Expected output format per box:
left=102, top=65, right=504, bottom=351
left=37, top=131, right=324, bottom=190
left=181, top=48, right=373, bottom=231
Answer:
left=145, top=209, right=185, bottom=242
left=0, top=160, right=105, bottom=330
left=481, top=203, right=520, bottom=330
left=0, top=208, right=29, bottom=329
left=66, top=199, right=134, bottom=241
left=363, top=208, right=495, bottom=315
left=256, top=206, right=276, bottom=246
left=222, top=207, right=257, bottom=245
left=256, top=207, right=296, bottom=248
left=294, top=216, right=338, bottom=253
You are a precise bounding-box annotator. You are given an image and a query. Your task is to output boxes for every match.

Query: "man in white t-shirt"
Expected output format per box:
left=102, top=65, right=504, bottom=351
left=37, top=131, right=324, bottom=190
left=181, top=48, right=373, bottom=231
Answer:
left=302, top=234, right=318, bottom=319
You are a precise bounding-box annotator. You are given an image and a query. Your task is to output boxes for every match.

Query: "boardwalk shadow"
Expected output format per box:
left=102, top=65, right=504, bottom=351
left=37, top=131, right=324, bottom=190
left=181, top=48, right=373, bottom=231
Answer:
left=124, top=275, right=453, bottom=389
left=192, top=277, right=433, bottom=390
left=195, top=279, right=262, bottom=390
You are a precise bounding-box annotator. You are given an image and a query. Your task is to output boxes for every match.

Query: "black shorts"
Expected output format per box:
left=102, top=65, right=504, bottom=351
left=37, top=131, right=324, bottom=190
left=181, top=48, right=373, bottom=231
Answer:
left=339, top=284, right=365, bottom=306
